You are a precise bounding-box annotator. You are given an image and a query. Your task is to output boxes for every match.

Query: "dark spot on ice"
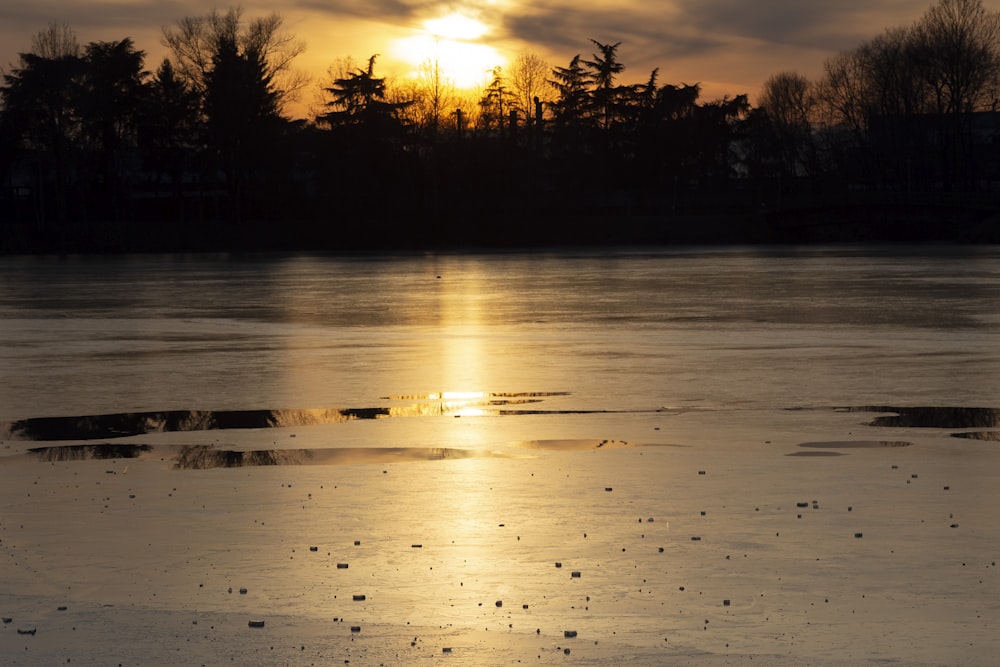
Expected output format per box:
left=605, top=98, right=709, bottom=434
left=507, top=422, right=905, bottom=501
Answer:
left=836, top=406, right=1000, bottom=429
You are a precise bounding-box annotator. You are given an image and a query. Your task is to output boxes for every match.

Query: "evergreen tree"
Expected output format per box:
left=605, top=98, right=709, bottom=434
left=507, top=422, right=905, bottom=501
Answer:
left=78, top=38, right=147, bottom=220
left=0, top=27, right=85, bottom=225
left=583, top=40, right=625, bottom=129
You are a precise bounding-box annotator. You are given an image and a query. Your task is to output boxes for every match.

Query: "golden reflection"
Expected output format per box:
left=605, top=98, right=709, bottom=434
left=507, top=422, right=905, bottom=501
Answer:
left=429, top=391, right=485, bottom=400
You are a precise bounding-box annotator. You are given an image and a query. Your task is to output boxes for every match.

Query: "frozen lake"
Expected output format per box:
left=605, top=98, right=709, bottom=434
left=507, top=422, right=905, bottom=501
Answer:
left=1, top=246, right=999, bottom=665
left=3, top=246, right=1000, bottom=421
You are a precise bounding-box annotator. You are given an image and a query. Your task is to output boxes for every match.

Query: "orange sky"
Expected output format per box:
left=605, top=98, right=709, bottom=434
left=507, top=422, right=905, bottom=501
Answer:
left=1, top=0, right=939, bottom=118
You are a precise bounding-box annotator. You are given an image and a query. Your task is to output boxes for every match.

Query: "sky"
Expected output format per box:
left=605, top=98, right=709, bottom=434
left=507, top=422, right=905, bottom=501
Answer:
left=0, top=0, right=942, bottom=118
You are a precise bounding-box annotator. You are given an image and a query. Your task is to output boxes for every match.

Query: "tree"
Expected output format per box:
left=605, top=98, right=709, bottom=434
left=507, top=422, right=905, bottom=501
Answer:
left=816, top=49, right=869, bottom=145
left=814, top=26, right=933, bottom=189
left=913, top=0, right=1000, bottom=115
left=757, top=71, right=818, bottom=181
left=509, top=50, right=550, bottom=127
left=913, top=0, right=1000, bottom=188
left=477, top=66, right=517, bottom=134
left=162, top=7, right=304, bottom=222
left=0, top=25, right=85, bottom=225
left=29, top=22, right=79, bottom=60
left=78, top=38, right=147, bottom=220
left=690, top=95, right=751, bottom=181
left=203, top=30, right=281, bottom=221
left=319, top=54, right=409, bottom=135
left=583, top=40, right=625, bottom=129
left=548, top=54, right=591, bottom=132
left=391, top=58, right=456, bottom=141
left=161, top=6, right=306, bottom=114
left=138, top=59, right=201, bottom=216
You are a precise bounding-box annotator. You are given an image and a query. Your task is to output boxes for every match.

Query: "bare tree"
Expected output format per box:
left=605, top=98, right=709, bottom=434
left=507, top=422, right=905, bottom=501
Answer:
left=816, top=49, right=869, bottom=140
left=161, top=6, right=306, bottom=113
left=759, top=72, right=814, bottom=128
left=405, top=58, right=458, bottom=139
left=863, top=27, right=928, bottom=117
left=913, top=0, right=1000, bottom=114
left=30, top=22, right=80, bottom=59
left=913, top=0, right=1000, bottom=187
left=758, top=71, right=818, bottom=178
left=509, top=50, right=549, bottom=125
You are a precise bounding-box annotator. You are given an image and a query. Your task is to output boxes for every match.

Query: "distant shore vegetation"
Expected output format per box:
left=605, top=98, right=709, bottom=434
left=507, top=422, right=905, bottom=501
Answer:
left=2, top=0, right=1000, bottom=252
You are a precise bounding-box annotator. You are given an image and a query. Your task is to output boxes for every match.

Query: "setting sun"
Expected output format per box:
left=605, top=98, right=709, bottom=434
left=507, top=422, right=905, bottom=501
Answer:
left=391, top=11, right=506, bottom=90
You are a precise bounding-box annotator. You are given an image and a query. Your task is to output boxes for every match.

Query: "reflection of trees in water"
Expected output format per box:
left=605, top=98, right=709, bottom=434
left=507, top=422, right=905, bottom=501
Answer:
left=174, top=445, right=310, bottom=469
left=21, top=443, right=486, bottom=469
left=27, top=444, right=152, bottom=461
left=163, top=411, right=215, bottom=433
left=852, top=406, right=1000, bottom=428
left=267, top=409, right=355, bottom=427
left=953, top=431, right=1000, bottom=440
left=6, top=407, right=393, bottom=441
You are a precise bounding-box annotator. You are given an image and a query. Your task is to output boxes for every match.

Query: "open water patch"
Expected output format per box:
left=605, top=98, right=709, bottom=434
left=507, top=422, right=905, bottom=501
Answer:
left=798, top=441, right=913, bottom=449
left=1, top=392, right=644, bottom=442
left=838, top=406, right=1000, bottom=428
left=27, top=443, right=153, bottom=462
left=786, top=440, right=913, bottom=457
left=20, top=439, right=650, bottom=469
left=22, top=443, right=496, bottom=468
left=3, top=408, right=388, bottom=441
left=951, top=431, right=1000, bottom=441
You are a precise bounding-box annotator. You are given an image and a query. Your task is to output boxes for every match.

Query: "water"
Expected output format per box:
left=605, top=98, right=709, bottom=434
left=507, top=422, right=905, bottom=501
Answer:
left=2, top=246, right=999, bottom=425
left=2, top=246, right=1000, bottom=665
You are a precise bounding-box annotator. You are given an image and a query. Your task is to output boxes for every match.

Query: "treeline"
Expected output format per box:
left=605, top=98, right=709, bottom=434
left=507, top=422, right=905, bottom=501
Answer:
left=758, top=0, right=1000, bottom=194
left=1, top=0, right=999, bottom=253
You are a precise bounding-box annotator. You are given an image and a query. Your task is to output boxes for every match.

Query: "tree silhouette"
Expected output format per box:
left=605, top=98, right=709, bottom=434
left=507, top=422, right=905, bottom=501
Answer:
left=396, top=58, right=458, bottom=141
left=757, top=71, right=818, bottom=184
left=161, top=7, right=305, bottom=115
left=915, top=0, right=1000, bottom=115
left=583, top=40, right=625, bottom=129
left=812, top=0, right=1000, bottom=191
left=478, top=66, right=518, bottom=134
left=548, top=55, right=591, bottom=126
left=203, top=32, right=280, bottom=222
left=319, top=55, right=409, bottom=136
left=509, top=50, right=550, bottom=129
left=0, top=28, right=85, bottom=226
left=548, top=54, right=593, bottom=158
left=161, top=7, right=301, bottom=223
left=138, top=59, right=201, bottom=217
left=29, top=22, right=79, bottom=60
left=913, top=0, right=1000, bottom=188
left=5, top=1, right=1000, bottom=252
left=78, top=38, right=147, bottom=221
left=316, top=54, right=416, bottom=235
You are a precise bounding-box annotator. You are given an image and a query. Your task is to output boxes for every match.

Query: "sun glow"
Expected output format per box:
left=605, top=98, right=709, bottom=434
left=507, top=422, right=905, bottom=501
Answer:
left=424, top=14, right=489, bottom=41
left=391, top=11, right=505, bottom=89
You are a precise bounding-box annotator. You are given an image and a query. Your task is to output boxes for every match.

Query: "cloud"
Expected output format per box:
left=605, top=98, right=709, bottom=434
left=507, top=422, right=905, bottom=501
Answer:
left=674, top=0, right=925, bottom=51
left=0, top=0, right=941, bottom=103
left=503, top=4, right=725, bottom=60
left=293, top=0, right=419, bottom=23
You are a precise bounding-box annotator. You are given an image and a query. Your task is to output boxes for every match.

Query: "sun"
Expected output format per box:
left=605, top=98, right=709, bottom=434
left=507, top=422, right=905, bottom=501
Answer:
left=391, top=11, right=506, bottom=90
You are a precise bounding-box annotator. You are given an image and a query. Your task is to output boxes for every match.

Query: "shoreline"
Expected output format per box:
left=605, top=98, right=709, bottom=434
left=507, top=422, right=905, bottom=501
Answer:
left=2, top=197, right=999, bottom=255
